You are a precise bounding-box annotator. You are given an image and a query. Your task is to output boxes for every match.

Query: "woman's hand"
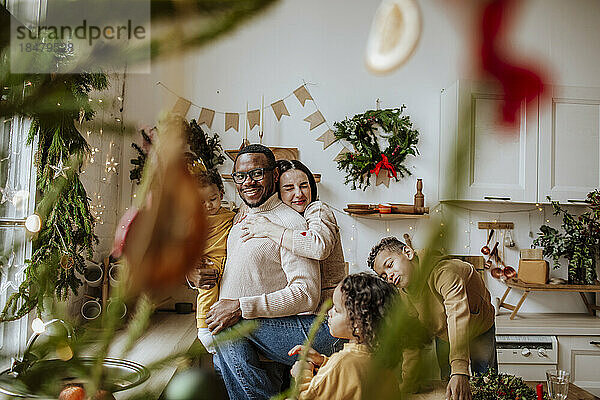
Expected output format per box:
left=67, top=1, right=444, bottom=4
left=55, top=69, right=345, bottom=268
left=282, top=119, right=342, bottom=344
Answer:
left=290, top=360, right=315, bottom=379
left=240, top=215, right=283, bottom=242
left=288, top=345, right=326, bottom=367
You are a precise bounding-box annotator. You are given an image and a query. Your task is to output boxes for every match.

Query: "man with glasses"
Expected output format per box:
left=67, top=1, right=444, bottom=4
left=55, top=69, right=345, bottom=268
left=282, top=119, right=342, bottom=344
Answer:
left=198, top=144, right=337, bottom=400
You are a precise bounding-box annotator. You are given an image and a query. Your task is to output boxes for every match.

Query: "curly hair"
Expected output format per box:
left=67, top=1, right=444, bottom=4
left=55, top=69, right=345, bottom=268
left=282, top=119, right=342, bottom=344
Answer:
left=194, top=168, right=224, bottom=194
left=339, top=273, right=398, bottom=347
left=366, top=236, right=406, bottom=271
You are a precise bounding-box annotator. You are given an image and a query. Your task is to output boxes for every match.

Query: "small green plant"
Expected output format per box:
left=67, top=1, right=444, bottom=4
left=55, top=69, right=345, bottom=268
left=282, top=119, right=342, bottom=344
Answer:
left=533, top=190, right=600, bottom=284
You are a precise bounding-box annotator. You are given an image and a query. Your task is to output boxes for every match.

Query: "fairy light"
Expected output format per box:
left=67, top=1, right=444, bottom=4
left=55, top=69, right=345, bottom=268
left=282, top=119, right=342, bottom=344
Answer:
left=105, top=156, right=119, bottom=173
left=25, top=214, right=42, bottom=233
left=31, top=317, right=45, bottom=334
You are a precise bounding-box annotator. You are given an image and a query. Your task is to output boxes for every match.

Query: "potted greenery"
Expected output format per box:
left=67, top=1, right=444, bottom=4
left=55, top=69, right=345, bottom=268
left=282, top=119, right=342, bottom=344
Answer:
left=533, top=190, right=600, bottom=285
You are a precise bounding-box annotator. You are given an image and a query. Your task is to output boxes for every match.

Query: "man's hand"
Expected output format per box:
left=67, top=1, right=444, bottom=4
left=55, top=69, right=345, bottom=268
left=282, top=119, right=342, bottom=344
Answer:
left=446, top=374, right=472, bottom=400
left=288, top=345, right=326, bottom=367
left=206, top=299, right=242, bottom=334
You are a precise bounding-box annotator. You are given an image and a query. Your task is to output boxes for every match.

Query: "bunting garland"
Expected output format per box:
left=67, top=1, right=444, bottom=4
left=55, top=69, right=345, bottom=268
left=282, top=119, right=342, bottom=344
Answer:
left=198, top=108, right=216, bottom=129
left=225, top=112, right=239, bottom=131
left=157, top=81, right=350, bottom=163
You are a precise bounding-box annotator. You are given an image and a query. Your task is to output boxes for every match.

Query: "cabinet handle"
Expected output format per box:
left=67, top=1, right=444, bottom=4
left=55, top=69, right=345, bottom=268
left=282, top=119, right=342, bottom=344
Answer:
left=567, top=199, right=590, bottom=204
left=484, top=196, right=511, bottom=201
left=591, top=341, right=600, bottom=345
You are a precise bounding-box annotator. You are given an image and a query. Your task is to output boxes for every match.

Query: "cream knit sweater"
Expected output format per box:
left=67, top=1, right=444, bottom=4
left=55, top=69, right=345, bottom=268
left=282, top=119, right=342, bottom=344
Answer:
left=284, top=201, right=346, bottom=308
left=219, top=194, right=321, bottom=318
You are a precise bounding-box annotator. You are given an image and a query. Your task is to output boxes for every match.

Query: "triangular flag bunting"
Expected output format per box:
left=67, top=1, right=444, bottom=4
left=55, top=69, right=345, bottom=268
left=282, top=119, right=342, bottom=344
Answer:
left=271, top=100, right=290, bottom=121
left=171, top=97, right=191, bottom=116
left=334, top=147, right=351, bottom=162
left=375, top=172, right=390, bottom=187
left=316, top=129, right=336, bottom=150
left=247, top=110, right=260, bottom=130
left=304, top=110, right=325, bottom=130
left=225, top=113, right=239, bottom=132
left=198, top=108, right=216, bottom=129
left=294, top=86, right=313, bottom=106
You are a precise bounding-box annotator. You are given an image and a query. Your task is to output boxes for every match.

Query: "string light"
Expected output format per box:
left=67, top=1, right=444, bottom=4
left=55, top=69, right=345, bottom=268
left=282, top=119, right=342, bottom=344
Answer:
left=25, top=214, right=42, bottom=233
left=105, top=157, right=119, bottom=173
left=31, top=317, right=45, bottom=334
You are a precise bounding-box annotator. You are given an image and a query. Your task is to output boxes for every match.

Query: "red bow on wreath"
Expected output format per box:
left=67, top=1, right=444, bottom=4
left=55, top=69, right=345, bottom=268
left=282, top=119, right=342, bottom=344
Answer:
left=370, top=154, right=397, bottom=179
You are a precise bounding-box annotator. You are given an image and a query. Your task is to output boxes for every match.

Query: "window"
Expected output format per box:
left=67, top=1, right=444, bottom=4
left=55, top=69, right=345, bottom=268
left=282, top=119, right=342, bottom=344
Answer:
left=0, top=115, right=36, bottom=364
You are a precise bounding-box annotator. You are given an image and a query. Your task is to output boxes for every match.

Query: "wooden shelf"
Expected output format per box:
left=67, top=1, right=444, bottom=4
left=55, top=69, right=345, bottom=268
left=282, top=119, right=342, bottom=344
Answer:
left=223, top=173, right=321, bottom=183
left=345, top=212, right=429, bottom=220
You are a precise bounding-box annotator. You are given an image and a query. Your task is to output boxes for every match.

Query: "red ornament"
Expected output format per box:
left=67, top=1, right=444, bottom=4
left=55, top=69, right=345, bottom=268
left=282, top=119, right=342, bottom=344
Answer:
left=479, top=0, right=546, bottom=126
left=59, top=385, right=86, bottom=400
left=300, top=232, right=307, bottom=237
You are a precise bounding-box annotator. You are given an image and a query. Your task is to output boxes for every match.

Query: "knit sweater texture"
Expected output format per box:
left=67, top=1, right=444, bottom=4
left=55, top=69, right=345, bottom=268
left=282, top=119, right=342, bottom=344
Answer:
left=219, top=193, right=321, bottom=318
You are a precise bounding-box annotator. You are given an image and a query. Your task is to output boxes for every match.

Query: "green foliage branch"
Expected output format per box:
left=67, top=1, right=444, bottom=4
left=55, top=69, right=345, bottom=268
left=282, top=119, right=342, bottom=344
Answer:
left=533, top=190, right=600, bottom=284
left=0, top=73, right=108, bottom=321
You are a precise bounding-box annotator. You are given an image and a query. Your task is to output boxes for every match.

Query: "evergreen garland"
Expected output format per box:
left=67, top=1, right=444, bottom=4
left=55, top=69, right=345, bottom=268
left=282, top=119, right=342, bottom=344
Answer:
left=333, top=106, right=419, bottom=190
left=187, top=119, right=225, bottom=170
left=0, top=73, right=108, bottom=322
left=471, top=370, right=549, bottom=400
left=129, top=119, right=225, bottom=184
left=129, top=128, right=153, bottom=184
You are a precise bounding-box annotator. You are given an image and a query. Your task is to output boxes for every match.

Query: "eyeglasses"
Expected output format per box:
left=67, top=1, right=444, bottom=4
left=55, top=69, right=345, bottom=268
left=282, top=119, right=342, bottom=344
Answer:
left=231, top=167, right=274, bottom=184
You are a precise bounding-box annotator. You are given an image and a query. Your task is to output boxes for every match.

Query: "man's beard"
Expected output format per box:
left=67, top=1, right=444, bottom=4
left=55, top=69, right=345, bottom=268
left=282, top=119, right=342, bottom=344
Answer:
left=240, top=179, right=275, bottom=208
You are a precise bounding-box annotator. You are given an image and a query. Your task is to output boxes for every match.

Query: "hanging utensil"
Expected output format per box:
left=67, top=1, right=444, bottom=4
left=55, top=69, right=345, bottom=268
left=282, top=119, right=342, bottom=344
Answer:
left=481, top=229, right=495, bottom=255
left=484, top=241, right=499, bottom=268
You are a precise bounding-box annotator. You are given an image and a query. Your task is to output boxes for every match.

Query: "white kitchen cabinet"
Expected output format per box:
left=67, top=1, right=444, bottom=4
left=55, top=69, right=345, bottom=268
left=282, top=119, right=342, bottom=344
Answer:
left=557, top=336, right=600, bottom=396
left=439, top=80, right=538, bottom=202
left=538, top=86, right=600, bottom=204
left=440, top=81, right=600, bottom=204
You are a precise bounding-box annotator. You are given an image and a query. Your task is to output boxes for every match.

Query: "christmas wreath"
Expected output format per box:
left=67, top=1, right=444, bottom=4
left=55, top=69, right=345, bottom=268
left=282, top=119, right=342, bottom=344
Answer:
left=333, top=106, right=419, bottom=190
left=471, top=370, right=549, bottom=400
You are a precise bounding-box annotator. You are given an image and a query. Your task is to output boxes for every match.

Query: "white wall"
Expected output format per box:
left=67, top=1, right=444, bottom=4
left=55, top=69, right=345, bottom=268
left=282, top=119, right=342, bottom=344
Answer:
left=121, top=0, right=600, bottom=314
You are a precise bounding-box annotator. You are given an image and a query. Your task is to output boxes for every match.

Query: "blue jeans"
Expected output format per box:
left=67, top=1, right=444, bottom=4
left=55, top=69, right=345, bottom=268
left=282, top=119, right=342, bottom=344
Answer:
left=436, top=324, right=497, bottom=379
left=213, top=315, right=340, bottom=400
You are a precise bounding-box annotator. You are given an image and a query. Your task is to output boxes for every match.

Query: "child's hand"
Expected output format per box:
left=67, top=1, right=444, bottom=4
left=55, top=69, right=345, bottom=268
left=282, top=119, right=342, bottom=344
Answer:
left=288, top=345, right=326, bottom=367
left=290, top=360, right=314, bottom=379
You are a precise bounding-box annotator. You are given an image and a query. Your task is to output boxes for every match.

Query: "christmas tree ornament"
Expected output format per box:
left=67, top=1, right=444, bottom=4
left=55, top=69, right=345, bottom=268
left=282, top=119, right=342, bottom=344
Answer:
left=365, top=0, right=422, bottom=74
left=115, top=114, right=207, bottom=295
left=0, top=183, right=16, bottom=204
left=49, top=159, right=71, bottom=180
left=25, top=213, right=42, bottom=233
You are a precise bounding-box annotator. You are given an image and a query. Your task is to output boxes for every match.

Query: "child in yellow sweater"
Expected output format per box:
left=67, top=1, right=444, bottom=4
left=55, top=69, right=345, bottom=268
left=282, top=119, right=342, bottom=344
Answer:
left=288, top=273, right=400, bottom=400
left=188, top=168, right=235, bottom=353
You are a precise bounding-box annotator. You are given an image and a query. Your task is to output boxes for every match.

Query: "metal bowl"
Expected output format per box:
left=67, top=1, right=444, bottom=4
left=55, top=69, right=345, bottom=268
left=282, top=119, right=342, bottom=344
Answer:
left=0, top=357, right=150, bottom=398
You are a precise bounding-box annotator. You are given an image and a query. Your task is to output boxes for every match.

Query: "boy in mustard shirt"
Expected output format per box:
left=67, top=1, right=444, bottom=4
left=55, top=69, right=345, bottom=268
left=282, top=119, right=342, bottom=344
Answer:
left=188, top=167, right=235, bottom=353
left=368, top=236, right=496, bottom=400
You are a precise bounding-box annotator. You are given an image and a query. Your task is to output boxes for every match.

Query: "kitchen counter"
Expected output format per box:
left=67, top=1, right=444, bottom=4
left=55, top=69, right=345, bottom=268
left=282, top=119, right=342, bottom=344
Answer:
left=496, top=313, right=600, bottom=336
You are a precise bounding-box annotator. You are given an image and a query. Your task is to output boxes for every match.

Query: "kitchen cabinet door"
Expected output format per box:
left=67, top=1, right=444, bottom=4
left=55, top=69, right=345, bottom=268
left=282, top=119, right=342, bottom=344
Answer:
left=439, top=81, right=538, bottom=202
left=558, top=336, right=600, bottom=396
left=539, top=86, right=600, bottom=204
